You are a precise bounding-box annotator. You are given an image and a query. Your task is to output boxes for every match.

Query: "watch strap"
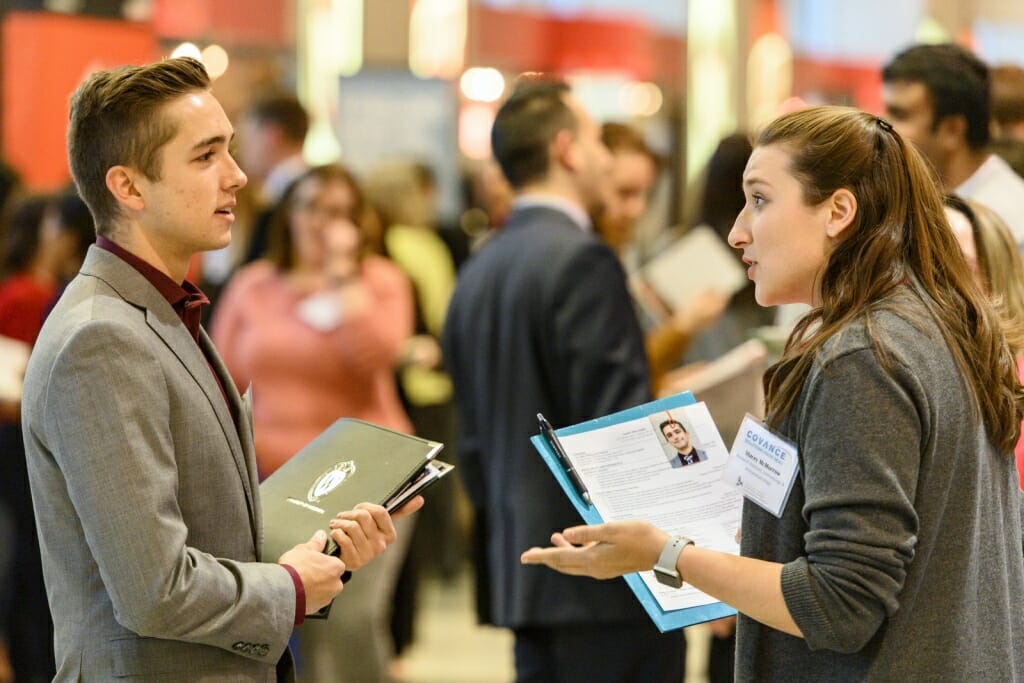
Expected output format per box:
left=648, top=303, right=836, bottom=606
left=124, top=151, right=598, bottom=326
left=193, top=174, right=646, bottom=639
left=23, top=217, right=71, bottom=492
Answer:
left=654, top=535, right=694, bottom=587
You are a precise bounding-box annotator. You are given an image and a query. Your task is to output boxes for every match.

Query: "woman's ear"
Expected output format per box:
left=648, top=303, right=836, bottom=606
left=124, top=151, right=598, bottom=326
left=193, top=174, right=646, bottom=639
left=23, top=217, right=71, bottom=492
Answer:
left=825, top=188, right=857, bottom=239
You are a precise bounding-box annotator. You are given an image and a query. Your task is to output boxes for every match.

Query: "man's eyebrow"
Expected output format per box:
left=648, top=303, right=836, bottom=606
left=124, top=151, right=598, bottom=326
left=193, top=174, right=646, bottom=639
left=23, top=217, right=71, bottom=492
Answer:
left=190, top=132, right=234, bottom=151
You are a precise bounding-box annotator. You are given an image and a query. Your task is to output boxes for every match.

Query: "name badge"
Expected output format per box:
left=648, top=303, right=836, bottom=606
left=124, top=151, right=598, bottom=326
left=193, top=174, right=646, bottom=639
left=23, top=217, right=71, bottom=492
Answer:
left=722, top=414, right=799, bottom=518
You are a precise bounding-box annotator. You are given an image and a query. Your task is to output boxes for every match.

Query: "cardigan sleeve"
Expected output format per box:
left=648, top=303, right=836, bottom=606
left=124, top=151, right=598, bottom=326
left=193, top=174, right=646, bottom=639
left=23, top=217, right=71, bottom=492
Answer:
left=779, top=346, right=922, bottom=653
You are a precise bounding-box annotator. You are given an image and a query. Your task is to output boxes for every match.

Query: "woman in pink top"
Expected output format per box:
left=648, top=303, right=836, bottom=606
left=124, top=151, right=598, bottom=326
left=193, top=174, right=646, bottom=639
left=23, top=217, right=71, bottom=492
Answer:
left=212, top=164, right=415, bottom=682
left=213, top=164, right=414, bottom=476
left=945, top=195, right=1024, bottom=488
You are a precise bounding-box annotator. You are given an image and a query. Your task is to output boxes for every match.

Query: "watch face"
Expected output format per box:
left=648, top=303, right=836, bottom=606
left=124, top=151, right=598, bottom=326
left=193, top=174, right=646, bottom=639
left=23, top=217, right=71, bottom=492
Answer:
left=654, top=567, right=682, bottom=588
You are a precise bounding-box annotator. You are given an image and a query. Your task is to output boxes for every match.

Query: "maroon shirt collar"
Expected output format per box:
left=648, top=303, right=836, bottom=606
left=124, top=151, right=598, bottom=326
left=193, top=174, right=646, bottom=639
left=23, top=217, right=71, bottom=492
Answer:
left=96, top=235, right=209, bottom=342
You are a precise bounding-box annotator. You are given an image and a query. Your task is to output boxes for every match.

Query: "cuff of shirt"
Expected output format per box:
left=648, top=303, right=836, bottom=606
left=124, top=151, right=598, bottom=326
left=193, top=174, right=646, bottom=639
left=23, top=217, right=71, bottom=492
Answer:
left=281, top=564, right=306, bottom=626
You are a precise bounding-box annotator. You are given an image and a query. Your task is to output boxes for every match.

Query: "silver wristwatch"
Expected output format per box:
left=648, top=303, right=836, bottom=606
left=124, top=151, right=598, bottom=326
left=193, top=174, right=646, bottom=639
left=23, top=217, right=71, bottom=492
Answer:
left=653, top=535, right=694, bottom=588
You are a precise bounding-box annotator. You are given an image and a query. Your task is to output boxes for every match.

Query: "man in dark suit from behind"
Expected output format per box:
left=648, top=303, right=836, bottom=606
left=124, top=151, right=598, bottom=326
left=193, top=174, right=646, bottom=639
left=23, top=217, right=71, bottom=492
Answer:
left=443, top=78, right=686, bottom=683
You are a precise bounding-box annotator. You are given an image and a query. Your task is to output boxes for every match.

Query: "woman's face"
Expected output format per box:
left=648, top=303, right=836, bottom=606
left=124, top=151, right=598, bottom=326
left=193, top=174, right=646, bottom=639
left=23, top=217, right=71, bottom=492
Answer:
left=661, top=422, right=689, bottom=451
left=288, top=177, right=359, bottom=271
left=945, top=206, right=984, bottom=291
left=729, top=144, right=834, bottom=307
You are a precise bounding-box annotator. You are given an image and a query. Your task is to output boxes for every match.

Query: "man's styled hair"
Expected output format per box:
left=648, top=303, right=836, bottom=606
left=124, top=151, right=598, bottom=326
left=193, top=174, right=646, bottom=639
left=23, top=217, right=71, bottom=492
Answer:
left=244, top=93, right=309, bottom=144
left=67, top=57, right=210, bottom=234
left=491, top=77, right=576, bottom=189
left=882, top=43, right=991, bottom=150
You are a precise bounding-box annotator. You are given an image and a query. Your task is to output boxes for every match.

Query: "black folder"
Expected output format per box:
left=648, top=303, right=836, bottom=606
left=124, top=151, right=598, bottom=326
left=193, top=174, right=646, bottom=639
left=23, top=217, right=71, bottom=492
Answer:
left=260, top=418, right=449, bottom=566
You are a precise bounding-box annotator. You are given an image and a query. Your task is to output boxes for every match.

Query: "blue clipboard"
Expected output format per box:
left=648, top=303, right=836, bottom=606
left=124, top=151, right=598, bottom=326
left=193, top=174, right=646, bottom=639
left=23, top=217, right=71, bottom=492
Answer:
left=529, top=391, right=738, bottom=632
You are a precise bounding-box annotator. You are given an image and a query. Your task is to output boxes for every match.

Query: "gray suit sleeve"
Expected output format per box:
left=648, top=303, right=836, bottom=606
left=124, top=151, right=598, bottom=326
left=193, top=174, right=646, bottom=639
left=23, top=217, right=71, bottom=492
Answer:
left=42, top=319, right=294, bottom=661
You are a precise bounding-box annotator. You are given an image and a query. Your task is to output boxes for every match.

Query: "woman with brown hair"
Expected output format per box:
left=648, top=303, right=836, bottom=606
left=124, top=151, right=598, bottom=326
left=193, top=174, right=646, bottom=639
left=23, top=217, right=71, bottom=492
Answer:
left=945, top=194, right=1024, bottom=488
left=522, top=106, right=1024, bottom=681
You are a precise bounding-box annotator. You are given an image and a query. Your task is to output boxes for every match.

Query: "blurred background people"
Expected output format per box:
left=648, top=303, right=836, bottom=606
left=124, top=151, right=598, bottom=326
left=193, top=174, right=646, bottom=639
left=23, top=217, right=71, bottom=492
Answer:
left=883, top=43, right=1024, bottom=246
left=211, top=164, right=415, bottom=683
left=444, top=77, right=686, bottom=683
left=989, top=64, right=1024, bottom=177
left=363, top=159, right=466, bottom=667
left=41, top=191, right=96, bottom=304
left=0, top=190, right=94, bottom=683
left=681, top=133, right=777, bottom=366
left=458, top=158, right=514, bottom=250
left=238, top=93, right=311, bottom=264
left=596, top=122, right=728, bottom=391
left=944, top=194, right=1024, bottom=488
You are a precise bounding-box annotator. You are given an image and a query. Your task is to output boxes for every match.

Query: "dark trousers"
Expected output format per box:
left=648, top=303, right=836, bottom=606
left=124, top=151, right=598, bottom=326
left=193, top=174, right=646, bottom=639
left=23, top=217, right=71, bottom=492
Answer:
left=513, top=622, right=686, bottom=683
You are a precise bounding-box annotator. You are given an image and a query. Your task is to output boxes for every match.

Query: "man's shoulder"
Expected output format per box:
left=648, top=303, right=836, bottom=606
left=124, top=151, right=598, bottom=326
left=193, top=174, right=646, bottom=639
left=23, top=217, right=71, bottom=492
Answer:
left=466, top=211, right=602, bottom=274
left=960, top=155, right=1024, bottom=241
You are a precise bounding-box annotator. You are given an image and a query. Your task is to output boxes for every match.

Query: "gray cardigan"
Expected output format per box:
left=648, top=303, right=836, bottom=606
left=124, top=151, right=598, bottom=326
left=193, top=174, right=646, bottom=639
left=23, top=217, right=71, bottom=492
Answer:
left=736, top=291, right=1024, bottom=681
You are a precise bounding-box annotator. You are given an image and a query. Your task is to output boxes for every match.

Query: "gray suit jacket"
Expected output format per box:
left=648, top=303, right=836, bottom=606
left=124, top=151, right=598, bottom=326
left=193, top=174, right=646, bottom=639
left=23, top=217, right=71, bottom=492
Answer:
left=22, top=246, right=295, bottom=681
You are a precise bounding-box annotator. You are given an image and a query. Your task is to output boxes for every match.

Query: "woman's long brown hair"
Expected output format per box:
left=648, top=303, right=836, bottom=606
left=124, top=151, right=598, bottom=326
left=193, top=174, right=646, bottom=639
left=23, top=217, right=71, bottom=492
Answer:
left=760, top=106, right=1024, bottom=455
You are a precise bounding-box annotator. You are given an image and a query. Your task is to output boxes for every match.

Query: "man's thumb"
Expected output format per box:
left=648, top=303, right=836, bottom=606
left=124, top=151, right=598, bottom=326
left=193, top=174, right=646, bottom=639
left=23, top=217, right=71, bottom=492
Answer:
left=309, top=529, right=328, bottom=549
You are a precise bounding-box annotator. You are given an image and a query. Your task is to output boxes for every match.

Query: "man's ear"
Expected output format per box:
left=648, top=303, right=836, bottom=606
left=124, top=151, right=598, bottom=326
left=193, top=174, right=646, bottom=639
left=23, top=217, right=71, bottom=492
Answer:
left=550, top=128, right=576, bottom=172
left=825, top=188, right=857, bottom=239
left=105, top=165, right=145, bottom=213
left=934, top=114, right=967, bottom=152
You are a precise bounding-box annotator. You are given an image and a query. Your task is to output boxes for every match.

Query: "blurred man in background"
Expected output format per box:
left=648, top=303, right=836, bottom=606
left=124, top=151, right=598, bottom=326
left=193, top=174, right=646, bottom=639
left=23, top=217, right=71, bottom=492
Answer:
left=444, top=79, right=686, bottom=683
left=883, top=43, right=1024, bottom=246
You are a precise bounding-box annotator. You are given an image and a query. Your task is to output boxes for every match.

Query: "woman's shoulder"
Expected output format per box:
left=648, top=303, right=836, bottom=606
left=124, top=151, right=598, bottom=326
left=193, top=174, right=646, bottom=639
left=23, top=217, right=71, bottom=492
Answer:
left=810, top=291, right=956, bottom=402
left=361, top=254, right=410, bottom=284
left=822, top=291, right=938, bottom=357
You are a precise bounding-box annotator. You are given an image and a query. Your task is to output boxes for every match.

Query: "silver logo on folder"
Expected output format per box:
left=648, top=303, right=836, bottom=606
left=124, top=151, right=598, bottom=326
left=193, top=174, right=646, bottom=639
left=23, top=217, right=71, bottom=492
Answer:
left=308, top=461, right=357, bottom=503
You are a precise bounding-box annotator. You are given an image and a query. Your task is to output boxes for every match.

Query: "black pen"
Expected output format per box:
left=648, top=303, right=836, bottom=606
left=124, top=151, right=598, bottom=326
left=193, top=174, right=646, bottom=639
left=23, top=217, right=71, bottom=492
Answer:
left=537, top=413, right=591, bottom=506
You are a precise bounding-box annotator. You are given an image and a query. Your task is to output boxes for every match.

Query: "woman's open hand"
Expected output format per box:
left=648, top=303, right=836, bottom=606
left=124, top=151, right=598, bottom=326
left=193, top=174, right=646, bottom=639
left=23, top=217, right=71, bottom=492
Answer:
left=520, top=520, right=668, bottom=580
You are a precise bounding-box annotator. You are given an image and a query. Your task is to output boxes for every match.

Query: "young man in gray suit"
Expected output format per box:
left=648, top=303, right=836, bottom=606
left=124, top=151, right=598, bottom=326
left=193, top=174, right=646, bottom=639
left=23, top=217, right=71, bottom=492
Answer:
left=21, top=57, right=419, bottom=681
left=443, top=78, right=686, bottom=682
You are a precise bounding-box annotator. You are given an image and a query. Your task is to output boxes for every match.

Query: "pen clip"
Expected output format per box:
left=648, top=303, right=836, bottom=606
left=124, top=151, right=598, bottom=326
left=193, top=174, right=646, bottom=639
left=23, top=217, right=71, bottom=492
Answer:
left=537, top=413, right=591, bottom=506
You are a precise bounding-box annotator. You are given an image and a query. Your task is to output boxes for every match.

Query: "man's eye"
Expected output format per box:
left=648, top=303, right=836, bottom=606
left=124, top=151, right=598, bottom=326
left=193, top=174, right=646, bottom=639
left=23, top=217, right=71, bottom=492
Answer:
left=196, top=151, right=214, bottom=162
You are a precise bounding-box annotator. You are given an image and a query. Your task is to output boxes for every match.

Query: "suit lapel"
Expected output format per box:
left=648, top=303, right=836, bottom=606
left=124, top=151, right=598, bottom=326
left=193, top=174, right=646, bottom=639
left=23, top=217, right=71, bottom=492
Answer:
left=80, top=248, right=261, bottom=550
left=199, top=330, right=262, bottom=548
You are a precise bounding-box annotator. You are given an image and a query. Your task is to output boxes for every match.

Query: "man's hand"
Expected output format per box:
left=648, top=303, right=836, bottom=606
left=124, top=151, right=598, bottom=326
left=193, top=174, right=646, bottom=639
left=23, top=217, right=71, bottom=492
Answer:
left=326, top=499, right=420, bottom=571
left=278, top=530, right=346, bottom=614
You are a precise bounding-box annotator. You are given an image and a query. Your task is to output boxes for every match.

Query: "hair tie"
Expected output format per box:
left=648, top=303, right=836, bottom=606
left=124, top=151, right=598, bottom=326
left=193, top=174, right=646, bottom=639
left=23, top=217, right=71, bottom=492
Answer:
left=876, top=117, right=895, bottom=133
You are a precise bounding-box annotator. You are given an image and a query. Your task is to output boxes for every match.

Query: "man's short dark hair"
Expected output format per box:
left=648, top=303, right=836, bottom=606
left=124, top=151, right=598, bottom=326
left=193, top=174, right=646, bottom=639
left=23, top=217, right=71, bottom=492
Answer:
left=67, top=57, right=211, bottom=234
left=245, top=93, right=309, bottom=143
left=491, top=77, right=577, bottom=189
left=991, top=64, right=1024, bottom=129
left=882, top=43, right=991, bottom=150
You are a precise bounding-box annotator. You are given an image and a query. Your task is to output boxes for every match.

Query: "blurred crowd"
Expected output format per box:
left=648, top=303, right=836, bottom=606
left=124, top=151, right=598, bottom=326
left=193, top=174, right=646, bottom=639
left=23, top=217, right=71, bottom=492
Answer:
left=1, top=38, right=1024, bottom=683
